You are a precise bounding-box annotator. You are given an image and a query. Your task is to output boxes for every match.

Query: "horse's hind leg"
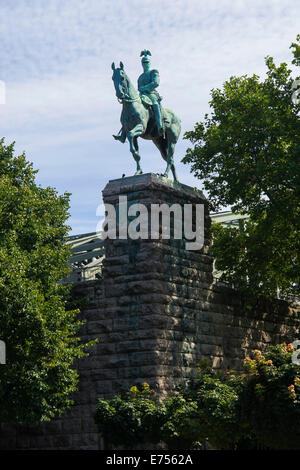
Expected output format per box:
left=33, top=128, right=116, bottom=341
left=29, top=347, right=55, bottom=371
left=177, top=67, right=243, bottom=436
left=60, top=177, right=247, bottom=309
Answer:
left=171, top=160, right=178, bottom=182
left=164, top=140, right=178, bottom=182
left=153, top=136, right=178, bottom=182
left=127, top=124, right=143, bottom=175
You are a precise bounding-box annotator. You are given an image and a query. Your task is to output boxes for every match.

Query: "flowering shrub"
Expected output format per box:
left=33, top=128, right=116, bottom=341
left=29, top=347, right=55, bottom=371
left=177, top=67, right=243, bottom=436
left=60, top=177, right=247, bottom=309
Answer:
left=239, top=343, right=300, bottom=449
left=94, top=382, right=163, bottom=449
left=95, top=343, right=300, bottom=450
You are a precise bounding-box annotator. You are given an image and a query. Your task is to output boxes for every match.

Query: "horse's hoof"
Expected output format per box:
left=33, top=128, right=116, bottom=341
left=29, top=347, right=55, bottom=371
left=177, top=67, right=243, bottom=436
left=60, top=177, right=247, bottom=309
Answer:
left=113, top=134, right=126, bottom=143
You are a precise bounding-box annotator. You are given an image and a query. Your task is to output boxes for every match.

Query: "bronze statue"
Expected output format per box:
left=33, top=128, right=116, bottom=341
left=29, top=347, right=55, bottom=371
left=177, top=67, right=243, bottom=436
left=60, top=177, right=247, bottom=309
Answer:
left=112, top=51, right=181, bottom=181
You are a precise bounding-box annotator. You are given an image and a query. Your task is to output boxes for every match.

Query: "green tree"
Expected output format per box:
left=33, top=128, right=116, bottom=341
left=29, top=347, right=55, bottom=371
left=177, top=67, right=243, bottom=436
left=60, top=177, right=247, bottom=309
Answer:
left=0, top=139, right=95, bottom=423
left=183, top=36, right=300, bottom=301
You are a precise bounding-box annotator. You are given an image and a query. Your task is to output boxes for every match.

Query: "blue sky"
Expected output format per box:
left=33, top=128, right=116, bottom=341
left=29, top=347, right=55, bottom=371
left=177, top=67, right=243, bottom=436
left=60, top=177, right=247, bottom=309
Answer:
left=0, top=0, right=299, bottom=234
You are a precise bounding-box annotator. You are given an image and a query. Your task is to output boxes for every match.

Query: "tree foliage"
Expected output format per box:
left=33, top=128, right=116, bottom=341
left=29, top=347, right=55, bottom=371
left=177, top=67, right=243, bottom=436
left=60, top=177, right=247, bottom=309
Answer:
left=95, top=383, right=165, bottom=449
left=0, top=139, right=96, bottom=423
left=182, top=37, right=300, bottom=301
left=95, top=344, right=300, bottom=450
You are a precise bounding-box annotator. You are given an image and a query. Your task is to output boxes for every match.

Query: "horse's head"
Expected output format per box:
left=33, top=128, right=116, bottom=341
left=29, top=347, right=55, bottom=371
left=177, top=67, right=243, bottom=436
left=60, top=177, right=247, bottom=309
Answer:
left=111, top=62, right=137, bottom=102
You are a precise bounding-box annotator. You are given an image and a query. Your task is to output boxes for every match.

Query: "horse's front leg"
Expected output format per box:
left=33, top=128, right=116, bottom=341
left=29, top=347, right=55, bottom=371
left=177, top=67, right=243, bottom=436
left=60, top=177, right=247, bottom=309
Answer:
left=127, top=123, right=144, bottom=175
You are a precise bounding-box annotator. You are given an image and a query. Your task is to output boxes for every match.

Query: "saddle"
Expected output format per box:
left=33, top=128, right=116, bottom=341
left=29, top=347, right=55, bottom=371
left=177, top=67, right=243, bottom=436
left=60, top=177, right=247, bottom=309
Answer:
left=140, top=94, right=169, bottom=126
left=140, top=94, right=153, bottom=107
left=140, top=93, right=163, bottom=107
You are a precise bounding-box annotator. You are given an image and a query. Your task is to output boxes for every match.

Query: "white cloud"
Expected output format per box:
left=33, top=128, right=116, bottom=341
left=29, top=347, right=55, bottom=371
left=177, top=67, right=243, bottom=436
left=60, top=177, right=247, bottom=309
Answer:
left=0, top=0, right=299, bottom=233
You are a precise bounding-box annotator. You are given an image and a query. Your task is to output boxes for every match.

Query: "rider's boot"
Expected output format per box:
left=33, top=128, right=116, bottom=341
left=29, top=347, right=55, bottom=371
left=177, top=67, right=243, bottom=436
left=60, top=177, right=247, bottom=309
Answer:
left=153, top=104, right=165, bottom=138
left=113, top=127, right=126, bottom=143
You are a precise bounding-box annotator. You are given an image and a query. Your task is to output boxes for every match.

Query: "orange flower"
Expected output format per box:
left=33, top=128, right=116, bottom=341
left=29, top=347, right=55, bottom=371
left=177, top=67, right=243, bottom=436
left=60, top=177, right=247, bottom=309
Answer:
left=288, top=384, right=296, bottom=397
left=253, top=349, right=263, bottom=357
left=294, top=377, right=300, bottom=387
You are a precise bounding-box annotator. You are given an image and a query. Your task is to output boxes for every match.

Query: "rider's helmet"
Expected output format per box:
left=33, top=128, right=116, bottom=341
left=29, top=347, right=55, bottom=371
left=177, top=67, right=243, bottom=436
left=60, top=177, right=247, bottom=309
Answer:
left=140, top=49, right=151, bottom=64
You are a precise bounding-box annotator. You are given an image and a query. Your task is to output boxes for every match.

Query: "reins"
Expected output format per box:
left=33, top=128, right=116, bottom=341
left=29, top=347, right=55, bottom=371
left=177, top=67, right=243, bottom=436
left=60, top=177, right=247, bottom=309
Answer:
left=117, top=76, right=140, bottom=104
left=118, top=94, right=140, bottom=104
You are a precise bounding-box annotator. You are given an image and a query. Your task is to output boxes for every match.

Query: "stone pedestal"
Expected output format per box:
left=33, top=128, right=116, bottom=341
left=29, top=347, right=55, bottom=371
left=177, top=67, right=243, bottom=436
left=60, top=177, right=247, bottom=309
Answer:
left=101, top=173, right=213, bottom=394
left=1, top=173, right=299, bottom=450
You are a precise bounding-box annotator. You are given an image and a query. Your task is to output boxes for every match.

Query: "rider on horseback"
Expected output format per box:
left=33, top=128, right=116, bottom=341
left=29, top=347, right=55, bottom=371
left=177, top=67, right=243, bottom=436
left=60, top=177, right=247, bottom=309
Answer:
left=113, top=50, right=165, bottom=142
left=138, top=50, right=165, bottom=138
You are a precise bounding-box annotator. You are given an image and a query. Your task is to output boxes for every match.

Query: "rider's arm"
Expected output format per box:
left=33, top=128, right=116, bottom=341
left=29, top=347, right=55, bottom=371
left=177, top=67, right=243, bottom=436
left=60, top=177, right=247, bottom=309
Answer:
left=139, top=70, right=160, bottom=93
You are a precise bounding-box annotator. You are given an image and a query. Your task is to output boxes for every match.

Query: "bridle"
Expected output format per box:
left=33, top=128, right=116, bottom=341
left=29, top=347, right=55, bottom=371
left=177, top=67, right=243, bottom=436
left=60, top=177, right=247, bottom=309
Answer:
left=115, top=72, right=139, bottom=104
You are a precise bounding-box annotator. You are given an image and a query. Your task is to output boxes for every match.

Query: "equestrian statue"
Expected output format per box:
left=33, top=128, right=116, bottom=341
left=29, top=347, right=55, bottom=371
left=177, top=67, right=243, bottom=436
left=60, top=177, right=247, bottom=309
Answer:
left=112, top=50, right=181, bottom=181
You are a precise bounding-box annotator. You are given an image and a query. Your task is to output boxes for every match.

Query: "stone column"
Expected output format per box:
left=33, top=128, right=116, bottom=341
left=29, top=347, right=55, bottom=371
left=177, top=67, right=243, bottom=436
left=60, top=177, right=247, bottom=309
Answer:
left=101, top=173, right=213, bottom=395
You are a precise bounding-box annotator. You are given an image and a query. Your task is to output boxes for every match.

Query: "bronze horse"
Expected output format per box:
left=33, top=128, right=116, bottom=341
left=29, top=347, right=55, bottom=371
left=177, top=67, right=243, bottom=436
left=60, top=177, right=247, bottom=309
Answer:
left=111, top=62, right=181, bottom=181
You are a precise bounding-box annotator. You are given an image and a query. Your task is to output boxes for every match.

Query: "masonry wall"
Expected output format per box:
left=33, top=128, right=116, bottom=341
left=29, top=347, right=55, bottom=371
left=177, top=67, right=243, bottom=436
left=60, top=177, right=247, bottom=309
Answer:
left=0, top=173, right=298, bottom=450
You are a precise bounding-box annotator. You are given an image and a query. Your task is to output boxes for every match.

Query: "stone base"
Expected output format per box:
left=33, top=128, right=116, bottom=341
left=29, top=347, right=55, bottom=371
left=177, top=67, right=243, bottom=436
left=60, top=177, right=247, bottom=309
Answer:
left=101, top=173, right=213, bottom=394
left=0, top=174, right=298, bottom=450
